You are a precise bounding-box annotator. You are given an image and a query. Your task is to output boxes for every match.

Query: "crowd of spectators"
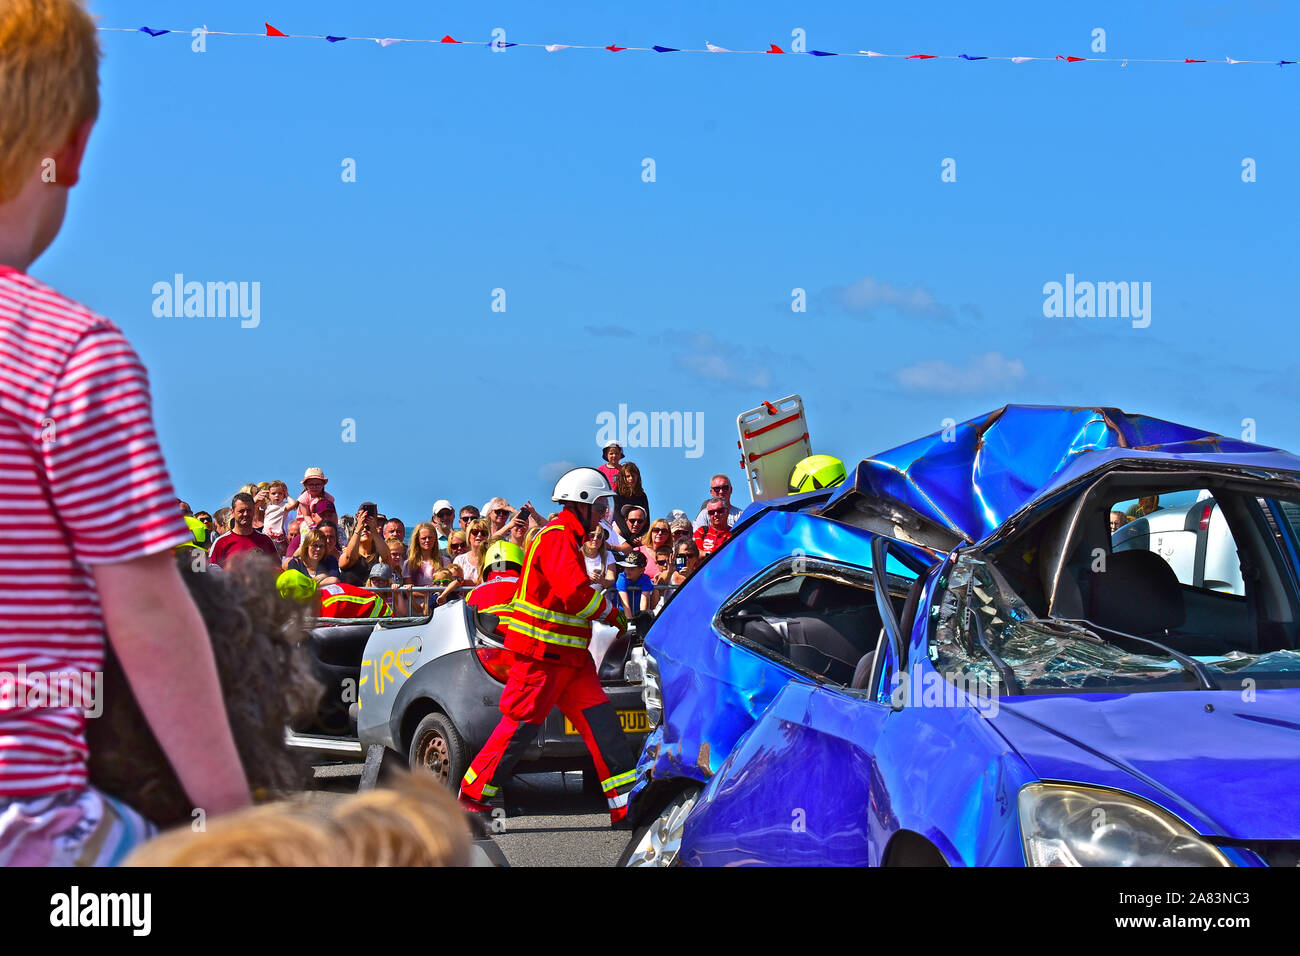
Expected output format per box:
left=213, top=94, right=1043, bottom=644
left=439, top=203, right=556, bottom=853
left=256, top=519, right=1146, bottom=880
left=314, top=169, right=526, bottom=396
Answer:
left=180, top=444, right=747, bottom=619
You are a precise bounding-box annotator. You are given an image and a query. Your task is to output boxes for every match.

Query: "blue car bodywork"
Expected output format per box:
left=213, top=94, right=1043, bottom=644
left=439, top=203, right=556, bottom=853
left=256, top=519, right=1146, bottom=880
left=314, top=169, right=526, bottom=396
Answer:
left=631, top=405, right=1300, bottom=866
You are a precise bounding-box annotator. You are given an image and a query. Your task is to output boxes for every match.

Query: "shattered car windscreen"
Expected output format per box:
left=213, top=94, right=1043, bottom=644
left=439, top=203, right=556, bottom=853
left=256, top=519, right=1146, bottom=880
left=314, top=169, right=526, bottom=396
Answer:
left=931, top=553, right=1300, bottom=693
left=931, top=553, right=1199, bottom=693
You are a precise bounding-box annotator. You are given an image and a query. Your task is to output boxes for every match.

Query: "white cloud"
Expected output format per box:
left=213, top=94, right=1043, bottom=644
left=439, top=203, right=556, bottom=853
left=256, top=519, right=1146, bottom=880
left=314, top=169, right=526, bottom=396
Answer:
left=829, top=276, right=949, bottom=320
left=894, top=351, right=1026, bottom=394
left=674, top=332, right=773, bottom=388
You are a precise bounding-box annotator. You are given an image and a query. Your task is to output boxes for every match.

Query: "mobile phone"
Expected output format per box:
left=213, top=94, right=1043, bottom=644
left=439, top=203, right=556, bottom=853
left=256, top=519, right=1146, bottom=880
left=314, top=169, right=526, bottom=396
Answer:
left=361, top=502, right=378, bottom=519
left=675, top=554, right=688, bottom=572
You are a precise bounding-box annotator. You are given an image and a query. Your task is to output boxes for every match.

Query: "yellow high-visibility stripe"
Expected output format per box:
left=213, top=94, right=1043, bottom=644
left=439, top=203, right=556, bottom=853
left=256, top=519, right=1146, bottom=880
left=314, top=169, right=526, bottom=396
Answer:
left=322, top=593, right=373, bottom=605
left=577, top=590, right=606, bottom=620
left=512, top=597, right=588, bottom=627
left=601, top=769, right=637, bottom=792
left=507, top=619, right=590, bottom=648
left=463, top=768, right=478, bottom=786
left=321, top=593, right=388, bottom=617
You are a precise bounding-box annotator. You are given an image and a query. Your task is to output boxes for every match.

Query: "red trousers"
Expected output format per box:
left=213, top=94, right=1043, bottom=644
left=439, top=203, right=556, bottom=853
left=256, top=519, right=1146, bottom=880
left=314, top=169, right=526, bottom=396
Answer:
left=461, top=652, right=636, bottom=822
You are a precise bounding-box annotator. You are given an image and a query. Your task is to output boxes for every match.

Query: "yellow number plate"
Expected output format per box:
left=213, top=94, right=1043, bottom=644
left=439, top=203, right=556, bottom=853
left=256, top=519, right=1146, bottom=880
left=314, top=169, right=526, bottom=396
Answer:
left=565, top=710, right=649, bottom=735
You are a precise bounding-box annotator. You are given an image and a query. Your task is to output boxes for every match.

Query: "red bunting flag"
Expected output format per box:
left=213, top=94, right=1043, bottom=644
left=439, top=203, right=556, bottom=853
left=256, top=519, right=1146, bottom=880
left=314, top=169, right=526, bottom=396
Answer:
left=1185, top=58, right=1206, bottom=63
left=265, top=23, right=287, bottom=37
left=907, top=53, right=936, bottom=59
left=1056, top=55, right=1086, bottom=62
left=440, top=35, right=460, bottom=44
left=767, top=44, right=785, bottom=53
left=605, top=44, right=626, bottom=52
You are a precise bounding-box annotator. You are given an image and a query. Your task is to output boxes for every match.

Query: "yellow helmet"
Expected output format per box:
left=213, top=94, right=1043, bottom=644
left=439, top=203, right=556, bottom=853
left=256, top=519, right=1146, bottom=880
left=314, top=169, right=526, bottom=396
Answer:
left=788, top=454, right=848, bottom=494
left=483, top=540, right=525, bottom=574
left=277, top=569, right=319, bottom=602
left=175, top=515, right=209, bottom=553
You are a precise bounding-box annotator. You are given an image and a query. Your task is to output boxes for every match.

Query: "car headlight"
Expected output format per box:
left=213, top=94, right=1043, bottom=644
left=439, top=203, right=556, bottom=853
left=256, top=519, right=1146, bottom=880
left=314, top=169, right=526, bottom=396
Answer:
left=1018, top=782, right=1230, bottom=867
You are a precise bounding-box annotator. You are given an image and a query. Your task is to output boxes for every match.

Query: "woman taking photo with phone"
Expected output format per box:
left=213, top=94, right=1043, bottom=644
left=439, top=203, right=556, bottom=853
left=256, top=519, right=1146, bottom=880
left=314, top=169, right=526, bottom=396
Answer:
left=338, top=506, right=390, bottom=587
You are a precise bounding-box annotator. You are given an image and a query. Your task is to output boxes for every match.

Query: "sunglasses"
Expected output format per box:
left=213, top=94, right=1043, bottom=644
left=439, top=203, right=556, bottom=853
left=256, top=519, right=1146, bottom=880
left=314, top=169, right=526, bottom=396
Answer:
left=470, top=530, right=487, bottom=537
left=711, top=485, right=730, bottom=493
left=493, top=509, right=511, bottom=517
left=449, top=543, right=468, bottom=552
left=651, top=528, right=669, bottom=534
left=628, top=518, right=646, bottom=525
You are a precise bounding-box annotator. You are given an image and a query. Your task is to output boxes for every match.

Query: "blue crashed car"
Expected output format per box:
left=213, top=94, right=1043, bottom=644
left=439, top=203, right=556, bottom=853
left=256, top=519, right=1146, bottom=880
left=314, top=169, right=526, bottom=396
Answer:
left=622, top=405, right=1300, bottom=866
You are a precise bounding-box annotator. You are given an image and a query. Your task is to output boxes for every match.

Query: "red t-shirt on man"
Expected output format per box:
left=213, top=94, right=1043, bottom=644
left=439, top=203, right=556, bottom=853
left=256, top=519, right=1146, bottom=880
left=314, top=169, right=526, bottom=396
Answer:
left=207, top=529, right=279, bottom=569
left=694, top=524, right=733, bottom=556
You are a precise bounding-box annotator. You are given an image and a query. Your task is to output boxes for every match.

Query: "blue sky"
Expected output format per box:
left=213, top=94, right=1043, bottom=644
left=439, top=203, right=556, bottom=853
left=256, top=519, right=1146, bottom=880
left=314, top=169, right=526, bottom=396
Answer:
left=31, top=0, right=1298, bottom=527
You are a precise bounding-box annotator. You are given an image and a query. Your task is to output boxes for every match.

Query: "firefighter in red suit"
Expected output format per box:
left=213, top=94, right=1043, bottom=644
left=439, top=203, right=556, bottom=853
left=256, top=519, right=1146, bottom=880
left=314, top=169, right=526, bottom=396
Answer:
left=459, top=467, right=636, bottom=826
left=276, top=569, right=392, bottom=619
left=466, top=541, right=525, bottom=613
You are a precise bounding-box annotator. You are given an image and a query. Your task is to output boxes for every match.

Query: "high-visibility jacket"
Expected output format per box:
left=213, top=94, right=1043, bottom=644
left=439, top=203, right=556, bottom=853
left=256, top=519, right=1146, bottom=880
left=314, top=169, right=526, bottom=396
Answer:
left=467, top=571, right=521, bottom=613
left=500, top=509, right=621, bottom=666
left=318, top=581, right=392, bottom=619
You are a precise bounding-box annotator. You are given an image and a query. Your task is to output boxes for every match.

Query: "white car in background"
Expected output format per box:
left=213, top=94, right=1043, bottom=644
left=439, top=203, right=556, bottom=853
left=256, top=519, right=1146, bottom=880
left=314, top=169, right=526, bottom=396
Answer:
left=1112, top=490, right=1244, bottom=595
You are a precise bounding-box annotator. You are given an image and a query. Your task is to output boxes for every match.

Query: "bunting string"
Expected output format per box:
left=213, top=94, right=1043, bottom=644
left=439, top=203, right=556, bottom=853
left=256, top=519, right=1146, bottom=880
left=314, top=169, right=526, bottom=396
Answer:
left=105, top=25, right=1295, bottom=67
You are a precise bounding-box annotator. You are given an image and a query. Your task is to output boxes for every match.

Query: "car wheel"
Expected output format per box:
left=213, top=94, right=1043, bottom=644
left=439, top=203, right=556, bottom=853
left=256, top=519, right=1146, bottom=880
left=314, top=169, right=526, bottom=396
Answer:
left=407, top=712, right=466, bottom=792
left=616, top=786, right=701, bottom=867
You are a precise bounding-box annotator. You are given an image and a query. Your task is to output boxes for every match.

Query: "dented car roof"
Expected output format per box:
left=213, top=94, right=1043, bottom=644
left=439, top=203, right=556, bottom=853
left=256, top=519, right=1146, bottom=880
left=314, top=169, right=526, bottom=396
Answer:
left=823, top=404, right=1300, bottom=545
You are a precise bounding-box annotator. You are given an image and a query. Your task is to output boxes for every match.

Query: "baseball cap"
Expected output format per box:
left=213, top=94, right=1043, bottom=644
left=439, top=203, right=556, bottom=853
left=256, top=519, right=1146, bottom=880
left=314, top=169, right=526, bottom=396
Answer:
left=312, top=499, right=337, bottom=516
left=432, top=499, right=454, bottom=516
left=616, top=550, right=647, bottom=569
left=669, top=517, right=693, bottom=534
left=366, top=563, right=394, bottom=584
left=666, top=509, right=689, bottom=524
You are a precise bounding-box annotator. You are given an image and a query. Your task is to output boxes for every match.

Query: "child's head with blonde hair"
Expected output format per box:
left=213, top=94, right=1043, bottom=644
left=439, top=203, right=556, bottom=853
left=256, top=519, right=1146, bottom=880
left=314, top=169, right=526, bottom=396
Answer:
left=124, top=772, right=473, bottom=867
left=0, top=0, right=100, bottom=204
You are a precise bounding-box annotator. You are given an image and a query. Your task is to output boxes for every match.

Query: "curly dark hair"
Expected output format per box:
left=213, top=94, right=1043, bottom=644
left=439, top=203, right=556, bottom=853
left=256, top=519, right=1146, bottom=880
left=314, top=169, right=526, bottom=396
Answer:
left=87, top=554, right=324, bottom=828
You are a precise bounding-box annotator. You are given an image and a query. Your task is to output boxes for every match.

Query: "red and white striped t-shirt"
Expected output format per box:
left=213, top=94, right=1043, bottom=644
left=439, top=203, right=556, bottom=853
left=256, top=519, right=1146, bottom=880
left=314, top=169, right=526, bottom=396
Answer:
left=0, top=264, right=190, bottom=797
